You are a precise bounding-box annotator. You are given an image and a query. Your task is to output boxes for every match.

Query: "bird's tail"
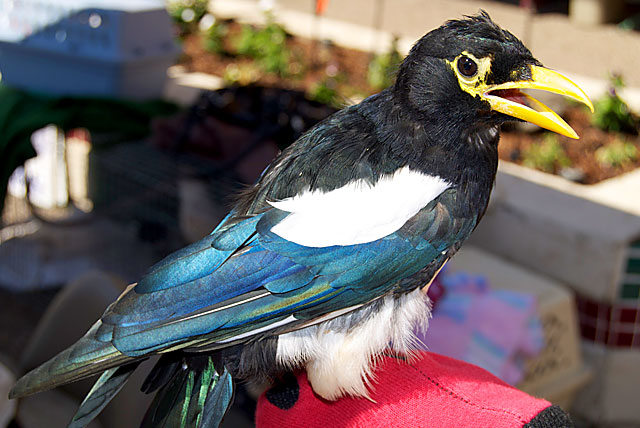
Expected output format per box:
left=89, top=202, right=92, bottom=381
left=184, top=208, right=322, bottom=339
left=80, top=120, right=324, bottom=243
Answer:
left=9, top=321, right=234, bottom=428
left=140, top=354, right=235, bottom=428
left=9, top=321, right=137, bottom=399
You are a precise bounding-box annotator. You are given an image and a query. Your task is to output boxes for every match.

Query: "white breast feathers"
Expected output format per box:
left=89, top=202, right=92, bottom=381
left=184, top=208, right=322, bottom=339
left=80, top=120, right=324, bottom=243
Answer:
left=275, top=288, right=431, bottom=400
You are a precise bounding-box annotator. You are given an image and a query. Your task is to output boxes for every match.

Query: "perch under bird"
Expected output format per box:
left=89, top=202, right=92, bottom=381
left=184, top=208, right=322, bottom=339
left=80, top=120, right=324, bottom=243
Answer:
left=9, top=11, right=592, bottom=428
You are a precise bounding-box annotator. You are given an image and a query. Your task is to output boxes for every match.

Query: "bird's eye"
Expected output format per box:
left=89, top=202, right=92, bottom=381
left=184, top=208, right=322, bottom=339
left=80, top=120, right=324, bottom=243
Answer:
left=457, top=56, right=478, bottom=77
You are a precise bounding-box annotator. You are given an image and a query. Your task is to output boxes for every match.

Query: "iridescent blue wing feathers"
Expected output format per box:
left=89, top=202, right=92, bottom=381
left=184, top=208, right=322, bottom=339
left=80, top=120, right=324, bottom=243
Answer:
left=10, top=186, right=474, bottom=405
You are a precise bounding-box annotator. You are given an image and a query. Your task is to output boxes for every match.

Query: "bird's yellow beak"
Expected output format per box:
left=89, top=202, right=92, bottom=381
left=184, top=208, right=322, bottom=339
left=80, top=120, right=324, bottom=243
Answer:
left=483, top=66, right=594, bottom=139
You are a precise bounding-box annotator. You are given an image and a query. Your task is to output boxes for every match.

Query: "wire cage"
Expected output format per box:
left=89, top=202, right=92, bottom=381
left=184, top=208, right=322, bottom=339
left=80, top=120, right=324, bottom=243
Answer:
left=88, top=139, right=243, bottom=240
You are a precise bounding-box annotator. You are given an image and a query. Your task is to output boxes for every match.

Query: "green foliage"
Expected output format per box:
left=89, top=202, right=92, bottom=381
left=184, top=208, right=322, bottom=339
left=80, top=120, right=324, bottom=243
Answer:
left=592, top=75, right=638, bottom=134
left=595, top=139, right=638, bottom=168
left=203, top=20, right=228, bottom=54
left=233, top=14, right=290, bottom=76
left=307, top=80, right=341, bottom=108
left=223, top=63, right=262, bottom=86
left=522, top=133, right=571, bottom=173
left=367, top=37, right=403, bottom=90
left=167, top=0, right=208, bottom=31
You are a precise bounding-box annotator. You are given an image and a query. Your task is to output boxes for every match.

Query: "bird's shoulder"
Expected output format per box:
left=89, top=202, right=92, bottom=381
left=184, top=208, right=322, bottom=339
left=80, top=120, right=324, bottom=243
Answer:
left=235, top=90, right=407, bottom=216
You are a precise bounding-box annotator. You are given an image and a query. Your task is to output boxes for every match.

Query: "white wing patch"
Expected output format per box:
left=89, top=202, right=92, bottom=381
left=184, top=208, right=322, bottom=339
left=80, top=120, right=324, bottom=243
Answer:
left=268, top=167, right=450, bottom=247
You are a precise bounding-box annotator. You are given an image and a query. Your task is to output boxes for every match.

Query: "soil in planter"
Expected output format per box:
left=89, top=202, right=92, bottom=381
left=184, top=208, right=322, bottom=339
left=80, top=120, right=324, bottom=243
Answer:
left=500, top=106, right=640, bottom=184
left=180, top=19, right=377, bottom=104
left=178, top=21, right=639, bottom=184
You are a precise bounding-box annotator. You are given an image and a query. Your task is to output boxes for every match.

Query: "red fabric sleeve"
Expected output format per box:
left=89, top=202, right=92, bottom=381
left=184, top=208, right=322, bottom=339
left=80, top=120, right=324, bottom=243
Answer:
left=256, top=352, right=553, bottom=428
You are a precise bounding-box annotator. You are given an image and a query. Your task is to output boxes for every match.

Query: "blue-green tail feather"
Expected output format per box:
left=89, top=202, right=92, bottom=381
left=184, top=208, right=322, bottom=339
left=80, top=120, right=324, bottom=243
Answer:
left=140, top=356, right=235, bottom=428
left=67, top=362, right=141, bottom=428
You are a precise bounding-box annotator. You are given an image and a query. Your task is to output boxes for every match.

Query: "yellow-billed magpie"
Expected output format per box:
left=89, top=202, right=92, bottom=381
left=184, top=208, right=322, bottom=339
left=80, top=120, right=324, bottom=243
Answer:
left=10, top=11, right=592, bottom=428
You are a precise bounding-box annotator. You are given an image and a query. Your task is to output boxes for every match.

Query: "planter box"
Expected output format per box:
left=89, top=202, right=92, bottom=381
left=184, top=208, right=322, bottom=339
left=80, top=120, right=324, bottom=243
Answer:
left=468, top=161, right=640, bottom=304
left=569, top=0, right=625, bottom=25
left=571, top=342, right=640, bottom=425
left=467, top=161, right=640, bottom=424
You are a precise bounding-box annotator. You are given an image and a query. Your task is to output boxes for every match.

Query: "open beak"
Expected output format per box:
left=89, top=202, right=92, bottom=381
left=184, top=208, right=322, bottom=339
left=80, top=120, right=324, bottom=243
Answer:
left=484, top=65, right=594, bottom=139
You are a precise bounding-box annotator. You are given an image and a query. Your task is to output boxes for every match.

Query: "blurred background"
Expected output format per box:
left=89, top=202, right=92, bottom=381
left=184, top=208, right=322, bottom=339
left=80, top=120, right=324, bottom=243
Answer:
left=0, top=0, right=639, bottom=427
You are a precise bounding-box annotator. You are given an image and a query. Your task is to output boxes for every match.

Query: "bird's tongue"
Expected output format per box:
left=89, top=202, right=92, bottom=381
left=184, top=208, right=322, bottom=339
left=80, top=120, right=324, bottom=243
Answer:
left=490, top=89, right=529, bottom=107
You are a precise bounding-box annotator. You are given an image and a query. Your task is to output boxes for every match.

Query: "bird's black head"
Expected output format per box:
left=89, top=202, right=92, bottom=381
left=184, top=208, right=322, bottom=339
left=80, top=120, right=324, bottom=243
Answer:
left=394, top=11, right=592, bottom=143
